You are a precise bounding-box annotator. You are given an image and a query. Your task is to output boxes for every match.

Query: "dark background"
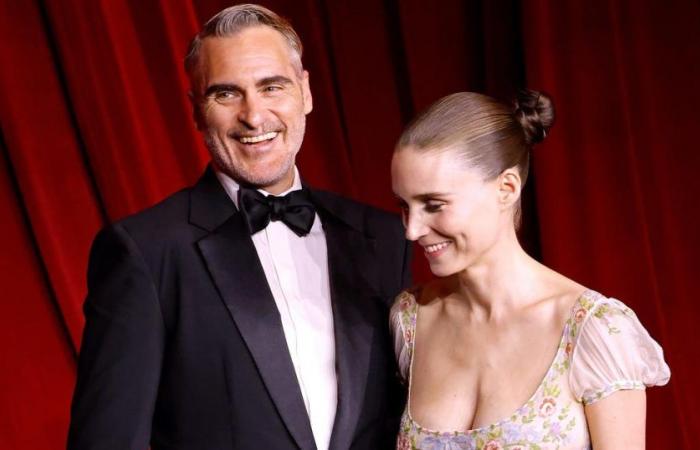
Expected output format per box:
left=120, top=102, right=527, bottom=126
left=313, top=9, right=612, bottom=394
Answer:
left=1, top=0, right=697, bottom=448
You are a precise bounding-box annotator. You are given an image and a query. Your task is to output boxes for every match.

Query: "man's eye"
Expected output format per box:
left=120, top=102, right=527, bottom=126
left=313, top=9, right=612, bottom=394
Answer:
left=263, top=85, right=283, bottom=93
left=213, top=91, right=236, bottom=101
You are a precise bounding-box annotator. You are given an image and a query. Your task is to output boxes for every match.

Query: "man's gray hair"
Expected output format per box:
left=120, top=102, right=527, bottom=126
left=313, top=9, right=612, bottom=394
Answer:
left=184, top=4, right=304, bottom=78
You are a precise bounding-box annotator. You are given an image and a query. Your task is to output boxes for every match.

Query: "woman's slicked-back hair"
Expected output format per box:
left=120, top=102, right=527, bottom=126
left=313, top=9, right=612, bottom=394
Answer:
left=397, top=90, right=555, bottom=227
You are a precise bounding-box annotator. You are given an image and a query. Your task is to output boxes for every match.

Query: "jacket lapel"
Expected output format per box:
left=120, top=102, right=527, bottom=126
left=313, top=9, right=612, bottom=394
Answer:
left=191, top=168, right=316, bottom=450
left=309, top=190, right=379, bottom=450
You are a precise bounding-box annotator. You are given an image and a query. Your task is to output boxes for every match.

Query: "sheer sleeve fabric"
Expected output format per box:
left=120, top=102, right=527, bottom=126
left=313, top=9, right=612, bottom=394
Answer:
left=569, top=296, right=670, bottom=405
left=389, top=290, right=416, bottom=383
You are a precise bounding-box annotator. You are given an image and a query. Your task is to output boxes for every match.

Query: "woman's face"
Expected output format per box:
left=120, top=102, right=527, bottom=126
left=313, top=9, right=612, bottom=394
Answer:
left=391, top=147, right=512, bottom=277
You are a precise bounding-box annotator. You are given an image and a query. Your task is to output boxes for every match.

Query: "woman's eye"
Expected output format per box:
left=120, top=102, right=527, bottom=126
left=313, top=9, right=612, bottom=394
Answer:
left=425, top=203, right=444, bottom=213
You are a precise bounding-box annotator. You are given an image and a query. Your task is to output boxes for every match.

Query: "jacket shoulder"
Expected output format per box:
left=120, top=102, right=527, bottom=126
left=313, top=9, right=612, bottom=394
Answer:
left=115, top=188, right=192, bottom=238
left=309, top=189, right=403, bottom=236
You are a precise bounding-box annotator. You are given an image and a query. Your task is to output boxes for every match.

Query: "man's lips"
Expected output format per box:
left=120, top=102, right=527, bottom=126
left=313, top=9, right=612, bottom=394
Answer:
left=235, top=131, right=279, bottom=144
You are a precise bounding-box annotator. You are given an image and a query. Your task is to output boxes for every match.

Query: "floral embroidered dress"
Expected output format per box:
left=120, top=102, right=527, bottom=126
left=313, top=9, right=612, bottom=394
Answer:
left=390, top=289, right=670, bottom=450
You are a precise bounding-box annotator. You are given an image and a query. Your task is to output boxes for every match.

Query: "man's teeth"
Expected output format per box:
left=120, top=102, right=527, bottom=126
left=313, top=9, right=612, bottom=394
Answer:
left=425, top=242, right=451, bottom=253
left=239, top=132, right=278, bottom=144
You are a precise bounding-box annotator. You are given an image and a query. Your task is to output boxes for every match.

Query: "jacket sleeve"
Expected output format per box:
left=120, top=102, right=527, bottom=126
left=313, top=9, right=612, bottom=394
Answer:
left=67, top=223, right=165, bottom=450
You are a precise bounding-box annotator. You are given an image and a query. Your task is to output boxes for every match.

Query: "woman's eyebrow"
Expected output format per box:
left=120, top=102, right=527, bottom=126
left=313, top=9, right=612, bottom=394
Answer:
left=415, top=192, right=452, bottom=200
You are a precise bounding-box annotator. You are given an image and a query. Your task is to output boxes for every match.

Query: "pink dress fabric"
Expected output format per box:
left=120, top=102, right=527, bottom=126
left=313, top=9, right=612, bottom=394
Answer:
left=390, top=288, right=670, bottom=450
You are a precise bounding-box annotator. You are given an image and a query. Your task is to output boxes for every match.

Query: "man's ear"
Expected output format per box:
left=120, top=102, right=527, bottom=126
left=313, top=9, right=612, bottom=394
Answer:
left=301, top=70, right=313, bottom=115
left=188, top=90, right=204, bottom=131
left=497, top=167, right=522, bottom=208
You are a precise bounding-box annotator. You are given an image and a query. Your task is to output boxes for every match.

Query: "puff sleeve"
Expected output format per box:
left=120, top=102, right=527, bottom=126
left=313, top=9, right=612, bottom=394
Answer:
left=389, top=290, right=416, bottom=383
left=569, top=297, right=670, bottom=405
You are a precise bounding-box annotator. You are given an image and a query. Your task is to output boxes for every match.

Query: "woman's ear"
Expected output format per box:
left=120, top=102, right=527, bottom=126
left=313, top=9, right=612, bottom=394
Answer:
left=497, top=167, right=522, bottom=208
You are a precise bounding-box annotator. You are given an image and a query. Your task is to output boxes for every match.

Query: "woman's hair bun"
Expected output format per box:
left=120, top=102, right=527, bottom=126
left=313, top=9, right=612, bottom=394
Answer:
left=514, top=89, right=555, bottom=145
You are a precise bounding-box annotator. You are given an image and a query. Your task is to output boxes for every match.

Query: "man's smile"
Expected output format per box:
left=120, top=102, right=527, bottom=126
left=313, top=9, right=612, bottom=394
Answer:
left=236, top=131, right=279, bottom=144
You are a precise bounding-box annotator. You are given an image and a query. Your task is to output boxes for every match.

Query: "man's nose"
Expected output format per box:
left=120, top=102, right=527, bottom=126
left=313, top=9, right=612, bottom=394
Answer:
left=237, top=95, right=265, bottom=129
left=404, top=210, right=428, bottom=241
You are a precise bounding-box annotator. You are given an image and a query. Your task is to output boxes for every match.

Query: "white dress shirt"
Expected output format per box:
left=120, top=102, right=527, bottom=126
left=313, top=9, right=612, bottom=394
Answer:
left=215, top=168, right=337, bottom=450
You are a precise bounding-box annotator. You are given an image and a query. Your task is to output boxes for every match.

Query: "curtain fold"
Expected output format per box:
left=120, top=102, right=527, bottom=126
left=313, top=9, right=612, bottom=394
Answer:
left=0, top=0, right=695, bottom=447
left=523, top=0, right=700, bottom=447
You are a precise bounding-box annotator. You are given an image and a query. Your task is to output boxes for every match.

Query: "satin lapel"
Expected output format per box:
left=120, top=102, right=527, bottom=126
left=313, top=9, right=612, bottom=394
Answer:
left=321, top=216, right=378, bottom=450
left=197, top=212, right=316, bottom=450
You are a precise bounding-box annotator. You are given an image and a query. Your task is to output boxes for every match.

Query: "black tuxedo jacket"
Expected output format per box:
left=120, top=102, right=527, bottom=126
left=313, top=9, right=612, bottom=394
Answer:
left=67, top=167, right=411, bottom=450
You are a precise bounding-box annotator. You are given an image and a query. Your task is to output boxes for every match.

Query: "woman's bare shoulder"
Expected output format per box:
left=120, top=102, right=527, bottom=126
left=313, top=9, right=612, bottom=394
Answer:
left=533, top=266, right=590, bottom=318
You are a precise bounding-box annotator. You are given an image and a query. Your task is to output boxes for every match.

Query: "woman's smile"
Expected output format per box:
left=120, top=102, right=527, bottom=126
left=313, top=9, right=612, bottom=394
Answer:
left=422, top=240, right=453, bottom=259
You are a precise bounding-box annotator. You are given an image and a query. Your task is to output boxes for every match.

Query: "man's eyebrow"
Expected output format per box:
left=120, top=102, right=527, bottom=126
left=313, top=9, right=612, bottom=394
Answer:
left=257, top=75, right=293, bottom=87
left=202, top=76, right=294, bottom=97
left=203, top=83, right=241, bottom=97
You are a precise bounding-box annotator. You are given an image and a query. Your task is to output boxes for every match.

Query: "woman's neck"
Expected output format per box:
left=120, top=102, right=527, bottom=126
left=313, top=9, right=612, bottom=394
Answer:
left=447, top=233, right=541, bottom=322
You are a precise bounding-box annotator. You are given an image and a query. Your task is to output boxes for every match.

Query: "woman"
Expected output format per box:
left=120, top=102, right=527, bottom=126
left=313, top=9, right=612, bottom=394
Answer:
left=390, top=90, right=670, bottom=449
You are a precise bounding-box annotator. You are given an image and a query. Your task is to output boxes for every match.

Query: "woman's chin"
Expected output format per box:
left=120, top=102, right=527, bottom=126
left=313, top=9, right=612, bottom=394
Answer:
left=428, top=262, right=457, bottom=278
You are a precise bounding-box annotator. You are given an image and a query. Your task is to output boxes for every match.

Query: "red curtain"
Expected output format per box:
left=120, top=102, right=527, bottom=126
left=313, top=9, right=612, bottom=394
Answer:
left=0, top=0, right=695, bottom=448
left=523, top=1, right=700, bottom=447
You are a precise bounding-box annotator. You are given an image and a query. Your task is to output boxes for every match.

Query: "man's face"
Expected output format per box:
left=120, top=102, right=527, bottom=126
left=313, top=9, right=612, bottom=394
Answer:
left=191, top=26, right=312, bottom=194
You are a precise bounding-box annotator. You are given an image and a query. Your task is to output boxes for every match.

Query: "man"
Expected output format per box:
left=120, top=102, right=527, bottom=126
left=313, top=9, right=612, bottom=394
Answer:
left=67, top=4, right=411, bottom=450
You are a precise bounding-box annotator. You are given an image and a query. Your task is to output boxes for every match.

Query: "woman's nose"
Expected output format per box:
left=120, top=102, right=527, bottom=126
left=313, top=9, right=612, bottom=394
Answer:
left=404, top=210, right=428, bottom=241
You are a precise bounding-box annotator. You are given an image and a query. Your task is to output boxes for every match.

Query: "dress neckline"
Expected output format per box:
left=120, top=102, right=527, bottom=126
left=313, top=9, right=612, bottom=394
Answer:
left=405, top=288, right=593, bottom=435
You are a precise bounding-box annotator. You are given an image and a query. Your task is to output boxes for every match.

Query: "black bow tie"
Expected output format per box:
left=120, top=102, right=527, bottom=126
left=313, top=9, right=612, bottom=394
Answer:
left=238, top=187, right=316, bottom=237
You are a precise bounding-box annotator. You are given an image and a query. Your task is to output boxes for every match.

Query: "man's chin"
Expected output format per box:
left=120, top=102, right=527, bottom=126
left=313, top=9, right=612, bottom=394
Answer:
left=221, top=164, right=295, bottom=192
left=256, top=170, right=296, bottom=193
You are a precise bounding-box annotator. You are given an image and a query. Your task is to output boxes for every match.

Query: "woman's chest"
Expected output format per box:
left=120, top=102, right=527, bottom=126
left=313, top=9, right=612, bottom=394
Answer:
left=405, top=350, right=590, bottom=449
left=410, top=320, right=562, bottom=424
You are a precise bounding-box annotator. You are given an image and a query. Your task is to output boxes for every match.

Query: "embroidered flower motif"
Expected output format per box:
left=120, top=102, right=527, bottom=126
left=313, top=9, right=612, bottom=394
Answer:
left=421, top=433, right=473, bottom=449
left=501, top=422, right=520, bottom=442
left=396, top=433, right=411, bottom=450
left=549, top=421, right=562, bottom=437
left=522, top=425, right=544, bottom=442
left=483, top=440, right=503, bottom=450
left=565, top=342, right=573, bottom=356
left=404, top=328, right=413, bottom=344
left=574, top=308, right=587, bottom=323
left=538, top=397, right=557, bottom=417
